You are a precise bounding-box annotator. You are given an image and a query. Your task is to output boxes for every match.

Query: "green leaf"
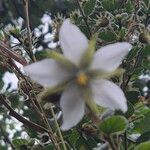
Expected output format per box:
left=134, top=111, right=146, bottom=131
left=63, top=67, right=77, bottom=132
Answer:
left=75, top=137, right=91, bottom=150
left=136, top=132, right=150, bottom=144
left=102, top=0, right=119, bottom=12
left=99, top=31, right=116, bottom=42
left=35, top=51, right=49, bottom=60
left=142, top=59, right=150, bottom=70
left=83, top=0, right=96, bottom=16
left=125, top=0, right=133, bottom=13
left=125, top=101, right=135, bottom=118
left=126, top=91, right=139, bottom=104
left=134, top=142, right=150, bottom=150
left=12, top=139, right=28, bottom=149
left=134, top=112, right=150, bottom=134
left=67, top=130, right=79, bottom=146
left=127, top=47, right=138, bottom=60
left=118, top=28, right=126, bottom=40
left=143, top=0, right=149, bottom=6
left=99, top=115, right=127, bottom=135
left=142, top=45, right=150, bottom=56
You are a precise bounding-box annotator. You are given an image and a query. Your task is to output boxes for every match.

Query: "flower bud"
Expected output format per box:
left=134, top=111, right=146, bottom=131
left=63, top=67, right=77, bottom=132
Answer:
left=99, top=17, right=109, bottom=27
left=139, top=32, right=150, bottom=44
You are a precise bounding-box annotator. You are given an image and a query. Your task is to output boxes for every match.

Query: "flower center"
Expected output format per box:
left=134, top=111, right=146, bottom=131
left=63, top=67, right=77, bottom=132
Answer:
left=76, top=72, right=88, bottom=86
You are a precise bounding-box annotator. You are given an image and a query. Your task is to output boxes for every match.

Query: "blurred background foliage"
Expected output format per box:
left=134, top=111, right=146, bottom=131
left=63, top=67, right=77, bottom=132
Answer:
left=0, top=0, right=150, bottom=149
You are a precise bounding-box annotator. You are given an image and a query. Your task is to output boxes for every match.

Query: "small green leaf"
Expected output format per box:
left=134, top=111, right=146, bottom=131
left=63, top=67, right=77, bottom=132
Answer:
left=99, top=115, right=127, bottom=135
left=12, top=139, right=28, bottom=149
left=134, top=142, right=150, bottom=150
left=83, top=0, right=96, bottom=16
left=99, top=31, right=116, bottom=42
left=35, top=51, right=49, bottom=60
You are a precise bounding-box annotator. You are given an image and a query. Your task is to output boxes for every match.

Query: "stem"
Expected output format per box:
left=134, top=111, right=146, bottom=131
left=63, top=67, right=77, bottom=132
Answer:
left=124, top=132, right=128, bottom=150
left=7, top=60, right=61, bottom=150
left=30, top=91, right=61, bottom=150
left=23, top=0, right=36, bottom=62
left=50, top=105, right=67, bottom=150
left=105, top=136, right=117, bottom=150
left=0, top=41, right=27, bottom=65
left=122, top=47, right=143, bottom=91
left=0, top=94, right=48, bottom=133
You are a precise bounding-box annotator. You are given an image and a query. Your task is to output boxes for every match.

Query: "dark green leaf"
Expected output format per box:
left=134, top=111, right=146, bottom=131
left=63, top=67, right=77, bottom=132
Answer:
left=127, top=47, right=138, bottom=60
left=142, top=45, right=150, bottom=56
left=143, top=0, right=149, bottom=6
left=125, top=0, right=133, bottom=13
left=125, top=101, right=135, bottom=118
left=102, top=0, right=119, bottom=12
left=99, top=31, right=116, bottom=42
left=136, top=132, right=150, bottom=144
left=126, top=91, right=139, bottom=104
left=83, top=0, right=96, bottom=16
left=134, top=112, right=150, bottom=133
left=142, top=59, right=150, bottom=70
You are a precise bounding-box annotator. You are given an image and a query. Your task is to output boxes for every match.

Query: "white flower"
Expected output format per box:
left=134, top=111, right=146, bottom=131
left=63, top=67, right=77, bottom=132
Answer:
left=24, top=19, right=132, bottom=131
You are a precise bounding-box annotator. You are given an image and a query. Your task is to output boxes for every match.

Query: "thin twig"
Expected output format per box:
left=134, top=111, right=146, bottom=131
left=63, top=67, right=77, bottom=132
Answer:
left=50, top=105, right=67, bottom=150
left=23, top=0, right=36, bottom=62
left=0, top=41, right=27, bottom=65
left=0, top=94, right=49, bottom=133
left=124, top=132, right=128, bottom=150
left=6, top=60, right=61, bottom=150
left=105, top=136, right=117, bottom=150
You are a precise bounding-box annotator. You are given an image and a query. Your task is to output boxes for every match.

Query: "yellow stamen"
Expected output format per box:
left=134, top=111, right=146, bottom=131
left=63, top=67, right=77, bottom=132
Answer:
left=77, top=72, right=88, bottom=86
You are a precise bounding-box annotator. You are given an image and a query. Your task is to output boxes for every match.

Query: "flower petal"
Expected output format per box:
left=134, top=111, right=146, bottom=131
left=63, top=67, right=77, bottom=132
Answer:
left=60, top=84, right=85, bottom=130
left=91, top=79, right=127, bottom=112
left=24, top=59, right=71, bottom=87
left=59, top=19, right=88, bottom=65
left=90, top=42, right=132, bottom=72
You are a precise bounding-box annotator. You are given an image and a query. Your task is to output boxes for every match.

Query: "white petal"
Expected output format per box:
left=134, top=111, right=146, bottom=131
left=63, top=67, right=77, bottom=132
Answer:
left=24, top=59, right=71, bottom=87
left=60, top=84, right=85, bottom=130
left=59, top=19, right=88, bottom=65
left=91, top=79, right=127, bottom=112
left=90, top=42, right=132, bottom=72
